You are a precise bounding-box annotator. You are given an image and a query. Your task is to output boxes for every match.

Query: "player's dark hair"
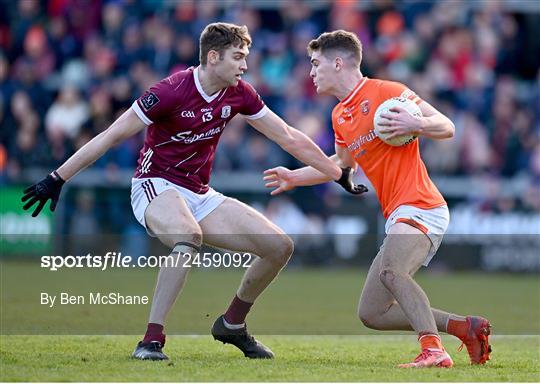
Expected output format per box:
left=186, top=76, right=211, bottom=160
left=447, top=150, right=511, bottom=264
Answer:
left=307, top=30, right=362, bottom=67
left=199, top=22, right=252, bottom=66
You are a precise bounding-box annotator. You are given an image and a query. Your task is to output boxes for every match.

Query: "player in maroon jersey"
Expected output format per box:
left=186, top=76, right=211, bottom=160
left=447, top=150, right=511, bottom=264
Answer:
left=21, top=23, right=367, bottom=360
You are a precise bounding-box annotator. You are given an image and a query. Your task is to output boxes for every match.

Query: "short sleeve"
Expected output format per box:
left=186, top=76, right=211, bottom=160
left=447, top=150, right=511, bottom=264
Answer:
left=331, top=109, right=347, bottom=147
left=380, top=81, right=422, bottom=105
left=239, top=81, right=267, bottom=120
left=132, top=79, right=177, bottom=125
left=334, top=129, right=347, bottom=148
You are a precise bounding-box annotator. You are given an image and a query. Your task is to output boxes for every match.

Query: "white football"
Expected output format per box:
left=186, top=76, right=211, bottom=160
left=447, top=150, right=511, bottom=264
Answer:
left=373, top=97, right=422, bottom=146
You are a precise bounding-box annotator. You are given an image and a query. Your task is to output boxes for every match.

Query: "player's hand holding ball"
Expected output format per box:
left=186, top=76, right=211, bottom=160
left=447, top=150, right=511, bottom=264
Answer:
left=373, top=97, right=422, bottom=146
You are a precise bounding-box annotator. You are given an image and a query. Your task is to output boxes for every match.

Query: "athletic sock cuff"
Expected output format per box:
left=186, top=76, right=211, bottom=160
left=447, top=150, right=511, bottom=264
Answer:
left=173, top=241, right=201, bottom=254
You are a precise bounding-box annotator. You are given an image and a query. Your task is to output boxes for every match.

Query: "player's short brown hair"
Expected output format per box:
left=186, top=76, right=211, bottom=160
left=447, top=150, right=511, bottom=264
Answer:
left=307, top=30, right=362, bottom=67
left=199, top=22, right=252, bottom=66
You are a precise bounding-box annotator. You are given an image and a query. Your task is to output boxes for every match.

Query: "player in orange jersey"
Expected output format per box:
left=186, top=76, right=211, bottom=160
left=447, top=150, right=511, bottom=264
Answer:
left=264, top=30, right=492, bottom=368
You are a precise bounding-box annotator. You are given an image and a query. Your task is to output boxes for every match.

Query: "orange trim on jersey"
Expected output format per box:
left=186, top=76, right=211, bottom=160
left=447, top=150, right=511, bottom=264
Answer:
left=396, top=218, right=428, bottom=234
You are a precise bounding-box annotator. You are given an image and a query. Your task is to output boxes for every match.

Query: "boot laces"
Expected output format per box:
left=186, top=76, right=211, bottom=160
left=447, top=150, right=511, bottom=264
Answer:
left=413, top=349, right=432, bottom=363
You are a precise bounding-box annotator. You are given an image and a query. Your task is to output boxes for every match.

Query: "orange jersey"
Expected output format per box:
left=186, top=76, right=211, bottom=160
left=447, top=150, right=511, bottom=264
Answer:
left=332, top=77, right=446, bottom=218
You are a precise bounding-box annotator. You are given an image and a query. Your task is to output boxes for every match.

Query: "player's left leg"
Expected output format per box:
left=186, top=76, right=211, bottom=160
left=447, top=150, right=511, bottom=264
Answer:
left=199, top=197, right=294, bottom=359
left=376, top=222, right=453, bottom=367
left=377, top=222, right=436, bottom=332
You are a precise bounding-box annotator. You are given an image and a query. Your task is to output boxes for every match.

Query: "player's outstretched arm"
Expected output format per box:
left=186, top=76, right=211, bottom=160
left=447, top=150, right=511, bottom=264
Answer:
left=378, top=100, right=455, bottom=140
left=247, top=109, right=366, bottom=195
left=247, top=109, right=342, bottom=178
left=264, top=145, right=367, bottom=196
left=21, top=108, right=147, bottom=217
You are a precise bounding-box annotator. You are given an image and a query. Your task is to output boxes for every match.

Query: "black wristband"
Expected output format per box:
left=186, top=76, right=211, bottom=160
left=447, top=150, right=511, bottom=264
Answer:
left=335, top=167, right=349, bottom=184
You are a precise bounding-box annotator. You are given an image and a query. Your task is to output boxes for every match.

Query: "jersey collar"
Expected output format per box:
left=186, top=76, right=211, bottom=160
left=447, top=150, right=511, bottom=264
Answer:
left=194, top=66, right=223, bottom=103
left=341, top=77, right=368, bottom=107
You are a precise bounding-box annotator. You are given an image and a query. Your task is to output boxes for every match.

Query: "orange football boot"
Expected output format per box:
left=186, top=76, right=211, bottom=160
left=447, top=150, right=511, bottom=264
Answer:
left=457, top=316, right=492, bottom=364
left=398, top=348, right=454, bottom=368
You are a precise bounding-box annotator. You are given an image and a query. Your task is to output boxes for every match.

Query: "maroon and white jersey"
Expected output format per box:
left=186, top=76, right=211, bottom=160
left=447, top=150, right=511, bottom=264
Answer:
left=131, top=66, right=267, bottom=193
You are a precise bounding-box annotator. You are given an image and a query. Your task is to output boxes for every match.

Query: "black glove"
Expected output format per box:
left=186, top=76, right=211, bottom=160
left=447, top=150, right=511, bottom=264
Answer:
left=335, top=167, right=368, bottom=195
left=21, top=171, right=65, bottom=217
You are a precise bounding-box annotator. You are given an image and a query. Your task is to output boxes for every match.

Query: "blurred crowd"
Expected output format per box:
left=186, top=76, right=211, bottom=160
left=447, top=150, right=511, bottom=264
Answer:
left=1, top=0, right=539, bottom=215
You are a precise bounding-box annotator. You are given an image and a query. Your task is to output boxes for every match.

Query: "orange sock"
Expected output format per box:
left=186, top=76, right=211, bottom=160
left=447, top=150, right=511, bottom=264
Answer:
left=418, top=332, right=443, bottom=350
left=447, top=316, right=468, bottom=338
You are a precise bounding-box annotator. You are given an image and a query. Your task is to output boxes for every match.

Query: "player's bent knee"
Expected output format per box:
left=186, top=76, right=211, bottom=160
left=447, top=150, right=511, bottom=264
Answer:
left=278, top=235, right=294, bottom=262
left=268, top=235, right=294, bottom=266
left=379, top=268, right=409, bottom=289
left=359, top=315, right=377, bottom=329
left=283, top=235, right=294, bottom=255
left=358, top=307, right=382, bottom=330
left=379, top=268, right=396, bottom=284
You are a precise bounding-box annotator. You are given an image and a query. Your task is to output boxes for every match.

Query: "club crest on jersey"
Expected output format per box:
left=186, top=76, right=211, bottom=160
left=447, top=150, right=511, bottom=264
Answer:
left=360, top=99, right=370, bottom=115
left=140, top=92, right=159, bottom=111
left=221, top=105, right=231, bottom=119
left=342, top=106, right=355, bottom=123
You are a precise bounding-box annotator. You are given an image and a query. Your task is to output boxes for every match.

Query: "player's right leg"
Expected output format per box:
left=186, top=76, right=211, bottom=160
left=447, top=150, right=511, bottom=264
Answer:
left=131, top=188, right=202, bottom=360
left=358, top=242, right=452, bottom=332
left=199, top=197, right=294, bottom=359
left=358, top=231, right=491, bottom=365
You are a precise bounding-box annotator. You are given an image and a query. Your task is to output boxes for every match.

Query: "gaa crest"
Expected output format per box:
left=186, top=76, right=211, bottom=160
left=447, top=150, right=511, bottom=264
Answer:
left=221, top=105, right=231, bottom=118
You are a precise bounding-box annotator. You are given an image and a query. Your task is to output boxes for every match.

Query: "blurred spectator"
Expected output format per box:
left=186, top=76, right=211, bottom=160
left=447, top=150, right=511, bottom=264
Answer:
left=45, top=85, right=89, bottom=140
left=459, top=112, right=492, bottom=175
left=213, top=117, right=247, bottom=171
left=70, top=190, right=99, bottom=236
left=0, top=0, right=537, bottom=216
left=0, top=52, right=15, bottom=144
left=173, top=33, right=198, bottom=69
left=46, top=16, right=79, bottom=69
left=88, top=86, right=113, bottom=132
left=117, top=23, right=147, bottom=72
left=10, top=0, right=43, bottom=56
left=12, top=25, right=55, bottom=82
left=9, top=116, right=48, bottom=171
left=149, top=23, right=175, bottom=75
left=241, top=135, right=287, bottom=172
left=102, top=2, right=126, bottom=50
left=260, top=32, right=294, bottom=94
left=68, top=189, right=100, bottom=255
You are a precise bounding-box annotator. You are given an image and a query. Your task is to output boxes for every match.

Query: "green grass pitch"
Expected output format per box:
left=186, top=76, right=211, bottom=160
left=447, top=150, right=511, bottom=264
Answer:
left=1, top=335, right=539, bottom=381
left=1, top=261, right=539, bottom=381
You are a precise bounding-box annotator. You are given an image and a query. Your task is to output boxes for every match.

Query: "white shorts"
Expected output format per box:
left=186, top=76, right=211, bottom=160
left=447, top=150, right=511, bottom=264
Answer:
left=385, top=204, right=450, bottom=266
left=131, top=177, right=226, bottom=237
